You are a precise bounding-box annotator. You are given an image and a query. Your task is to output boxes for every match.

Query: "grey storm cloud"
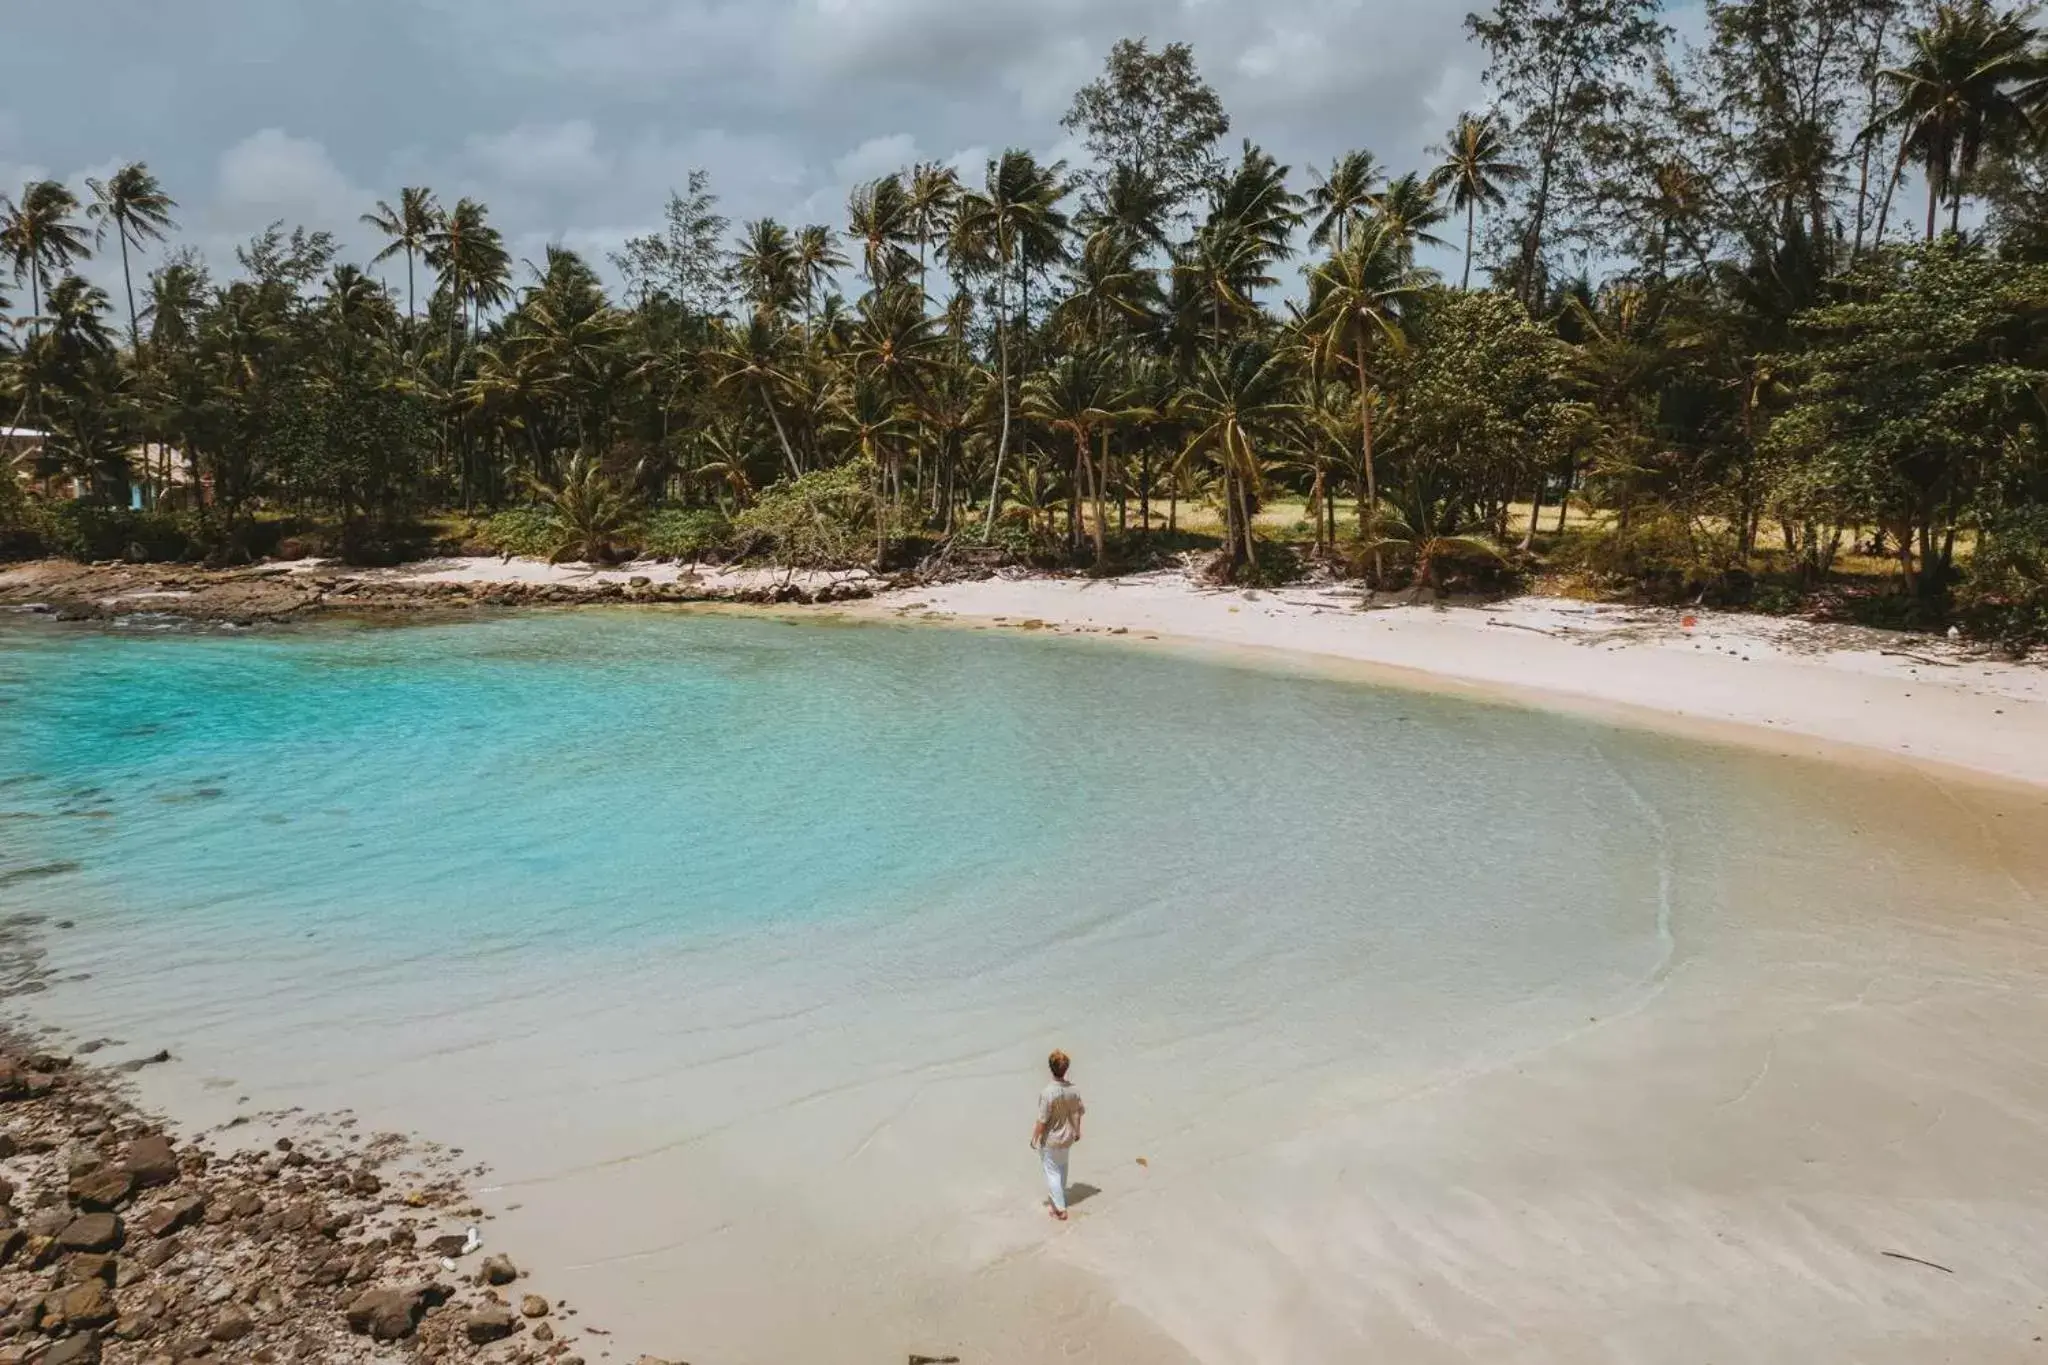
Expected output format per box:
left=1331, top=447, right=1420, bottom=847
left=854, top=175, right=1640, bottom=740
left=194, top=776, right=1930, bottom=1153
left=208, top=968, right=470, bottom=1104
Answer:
left=6, top=0, right=1487, bottom=290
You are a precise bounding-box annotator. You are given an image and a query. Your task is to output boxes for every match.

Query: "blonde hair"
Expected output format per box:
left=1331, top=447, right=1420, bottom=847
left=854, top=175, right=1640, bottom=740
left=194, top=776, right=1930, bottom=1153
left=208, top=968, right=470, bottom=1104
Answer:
left=1048, top=1050, right=1070, bottom=1080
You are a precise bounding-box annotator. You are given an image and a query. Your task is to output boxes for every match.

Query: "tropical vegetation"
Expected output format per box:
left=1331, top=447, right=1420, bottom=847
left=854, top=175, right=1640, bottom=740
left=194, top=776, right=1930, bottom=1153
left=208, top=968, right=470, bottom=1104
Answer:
left=5, top=10, right=2048, bottom=644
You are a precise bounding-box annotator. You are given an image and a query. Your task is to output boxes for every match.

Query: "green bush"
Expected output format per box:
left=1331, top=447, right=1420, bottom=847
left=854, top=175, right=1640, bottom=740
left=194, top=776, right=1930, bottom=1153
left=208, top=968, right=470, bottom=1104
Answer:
left=1958, top=508, right=2048, bottom=653
left=1558, top=509, right=1748, bottom=603
left=30, top=503, right=205, bottom=563
left=731, top=461, right=878, bottom=567
left=477, top=507, right=563, bottom=559
left=640, top=508, right=730, bottom=561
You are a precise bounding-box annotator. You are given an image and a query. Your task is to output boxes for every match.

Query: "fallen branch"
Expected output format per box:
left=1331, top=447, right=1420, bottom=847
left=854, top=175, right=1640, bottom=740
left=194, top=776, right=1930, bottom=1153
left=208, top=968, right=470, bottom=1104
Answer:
left=1879, top=650, right=1958, bottom=668
left=1486, top=618, right=1569, bottom=638
left=1881, top=1250, right=1955, bottom=1274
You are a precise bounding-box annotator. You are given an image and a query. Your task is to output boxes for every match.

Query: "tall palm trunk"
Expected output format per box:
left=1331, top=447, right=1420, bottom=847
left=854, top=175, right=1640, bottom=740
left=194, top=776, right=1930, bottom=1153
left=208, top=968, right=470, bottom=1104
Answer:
left=982, top=267, right=1012, bottom=541
left=1462, top=199, right=1476, bottom=291
left=759, top=380, right=802, bottom=479
left=1357, top=336, right=1381, bottom=585
left=114, top=224, right=141, bottom=355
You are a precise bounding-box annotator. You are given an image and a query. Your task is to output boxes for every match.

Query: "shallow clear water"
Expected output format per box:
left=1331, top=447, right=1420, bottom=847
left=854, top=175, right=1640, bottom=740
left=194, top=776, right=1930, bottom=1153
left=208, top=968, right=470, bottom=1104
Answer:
left=0, top=607, right=1800, bottom=1358
left=0, top=610, right=1690, bottom=1061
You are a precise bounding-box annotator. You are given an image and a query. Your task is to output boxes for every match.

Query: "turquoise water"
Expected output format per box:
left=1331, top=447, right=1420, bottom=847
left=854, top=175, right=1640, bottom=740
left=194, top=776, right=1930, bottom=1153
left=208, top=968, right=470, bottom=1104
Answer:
left=0, top=610, right=1687, bottom=1022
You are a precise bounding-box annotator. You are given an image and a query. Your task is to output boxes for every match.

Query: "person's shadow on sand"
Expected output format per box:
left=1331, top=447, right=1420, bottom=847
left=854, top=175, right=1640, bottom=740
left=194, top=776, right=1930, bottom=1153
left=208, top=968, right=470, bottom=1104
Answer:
left=1067, top=1182, right=1102, bottom=1207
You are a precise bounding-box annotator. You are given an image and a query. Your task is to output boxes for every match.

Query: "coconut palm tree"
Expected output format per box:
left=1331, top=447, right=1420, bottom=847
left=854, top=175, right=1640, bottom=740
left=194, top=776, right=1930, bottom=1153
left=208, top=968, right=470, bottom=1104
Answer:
left=361, top=187, right=439, bottom=322
left=848, top=175, right=916, bottom=289
left=1, top=181, right=92, bottom=336
left=954, top=149, right=1073, bottom=537
left=1370, top=172, right=1452, bottom=262
left=1307, top=150, right=1384, bottom=255
left=1871, top=0, right=2041, bottom=239
left=1427, top=114, right=1525, bottom=289
left=711, top=312, right=804, bottom=479
left=1303, top=223, right=1426, bottom=579
left=1172, top=340, right=1299, bottom=576
left=426, top=197, right=509, bottom=353
left=734, top=218, right=801, bottom=321
left=85, top=163, right=178, bottom=353
left=1079, top=164, right=1178, bottom=259
left=906, top=163, right=961, bottom=307
left=1022, top=346, right=1145, bottom=567
left=792, top=224, right=847, bottom=336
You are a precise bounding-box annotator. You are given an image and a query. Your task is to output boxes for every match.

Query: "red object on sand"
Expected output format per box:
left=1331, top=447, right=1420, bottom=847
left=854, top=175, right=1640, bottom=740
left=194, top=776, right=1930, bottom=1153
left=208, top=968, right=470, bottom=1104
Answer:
left=1682, top=615, right=1698, bottom=628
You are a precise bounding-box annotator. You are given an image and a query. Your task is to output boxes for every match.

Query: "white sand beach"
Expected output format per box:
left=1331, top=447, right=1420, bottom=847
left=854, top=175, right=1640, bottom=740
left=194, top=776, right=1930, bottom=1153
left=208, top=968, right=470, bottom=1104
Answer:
left=863, top=570, right=2048, bottom=788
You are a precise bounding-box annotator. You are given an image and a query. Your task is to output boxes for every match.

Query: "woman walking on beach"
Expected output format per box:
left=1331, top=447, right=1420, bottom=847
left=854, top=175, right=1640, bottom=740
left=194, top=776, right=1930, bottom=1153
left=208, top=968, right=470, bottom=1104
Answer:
left=1031, top=1049, right=1085, bottom=1220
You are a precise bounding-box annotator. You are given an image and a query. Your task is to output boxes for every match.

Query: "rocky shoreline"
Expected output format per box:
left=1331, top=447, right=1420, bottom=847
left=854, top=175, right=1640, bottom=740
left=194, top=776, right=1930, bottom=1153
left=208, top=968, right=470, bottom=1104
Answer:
left=0, top=1024, right=681, bottom=1365
left=0, top=560, right=888, bottom=627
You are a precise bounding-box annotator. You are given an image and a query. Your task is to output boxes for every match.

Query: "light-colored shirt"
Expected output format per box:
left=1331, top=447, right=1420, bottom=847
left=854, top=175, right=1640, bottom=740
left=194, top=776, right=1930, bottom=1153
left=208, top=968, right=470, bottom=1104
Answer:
left=1037, top=1080, right=1085, bottom=1148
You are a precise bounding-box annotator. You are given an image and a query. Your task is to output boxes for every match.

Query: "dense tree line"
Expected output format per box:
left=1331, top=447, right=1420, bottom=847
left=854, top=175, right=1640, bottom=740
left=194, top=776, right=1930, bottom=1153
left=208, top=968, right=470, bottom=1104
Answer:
left=5, top=4, right=2048, bottom=640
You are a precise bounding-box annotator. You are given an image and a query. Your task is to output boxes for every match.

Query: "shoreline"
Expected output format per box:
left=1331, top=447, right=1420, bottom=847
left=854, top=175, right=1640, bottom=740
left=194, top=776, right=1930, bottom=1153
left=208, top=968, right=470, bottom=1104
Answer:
left=7, top=554, right=2041, bottom=790
left=851, top=571, right=2048, bottom=791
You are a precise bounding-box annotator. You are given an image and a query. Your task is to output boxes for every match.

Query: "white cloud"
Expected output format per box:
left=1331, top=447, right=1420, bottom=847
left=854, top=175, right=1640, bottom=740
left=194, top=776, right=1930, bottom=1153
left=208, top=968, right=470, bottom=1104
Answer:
left=465, top=121, right=610, bottom=190
left=216, top=129, right=362, bottom=227
left=833, top=134, right=921, bottom=185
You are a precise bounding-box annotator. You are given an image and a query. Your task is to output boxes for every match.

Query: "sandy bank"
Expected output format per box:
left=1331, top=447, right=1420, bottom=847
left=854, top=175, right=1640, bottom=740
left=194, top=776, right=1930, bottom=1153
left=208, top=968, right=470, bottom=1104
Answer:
left=865, top=571, right=2048, bottom=788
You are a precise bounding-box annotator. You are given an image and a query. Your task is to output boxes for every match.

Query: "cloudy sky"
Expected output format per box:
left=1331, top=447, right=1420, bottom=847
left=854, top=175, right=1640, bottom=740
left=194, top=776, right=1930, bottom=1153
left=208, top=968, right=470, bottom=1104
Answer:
left=7, top=0, right=1493, bottom=295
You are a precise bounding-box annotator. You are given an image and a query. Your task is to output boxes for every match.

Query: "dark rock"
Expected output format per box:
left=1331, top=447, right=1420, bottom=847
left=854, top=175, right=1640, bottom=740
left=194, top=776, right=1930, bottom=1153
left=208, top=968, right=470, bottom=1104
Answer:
left=110, top=1051, right=170, bottom=1075
left=429, top=1233, right=468, bottom=1258
left=120, top=1137, right=177, bottom=1190
left=32, top=1331, right=100, bottom=1365
left=227, top=1190, right=262, bottom=1220
left=464, top=1306, right=517, bottom=1345
left=48, top=1280, right=114, bottom=1330
left=207, top=1305, right=253, bottom=1343
left=345, top=1287, right=427, bottom=1342
left=54, top=1216, right=122, bottom=1253
left=0, top=1063, right=56, bottom=1102
left=346, top=1171, right=380, bottom=1197
left=65, top=1254, right=116, bottom=1286
left=479, top=1254, right=517, bottom=1286
left=138, top=1197, right=202, bottom=1240
left=67, top=1169, right=134, bottom=1214
left=519, top=1294, right=549, bottom=1319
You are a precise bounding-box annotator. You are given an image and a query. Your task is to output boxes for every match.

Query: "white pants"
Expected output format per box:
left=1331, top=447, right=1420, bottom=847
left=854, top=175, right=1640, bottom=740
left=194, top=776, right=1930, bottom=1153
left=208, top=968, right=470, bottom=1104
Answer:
left=1040, top=1143, right=1071, bottom=1211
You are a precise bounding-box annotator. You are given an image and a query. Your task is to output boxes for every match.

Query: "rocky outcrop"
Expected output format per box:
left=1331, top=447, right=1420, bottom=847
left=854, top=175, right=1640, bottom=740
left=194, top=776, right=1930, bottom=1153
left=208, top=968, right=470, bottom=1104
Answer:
left=0, top=1034, right=605, bottom=1365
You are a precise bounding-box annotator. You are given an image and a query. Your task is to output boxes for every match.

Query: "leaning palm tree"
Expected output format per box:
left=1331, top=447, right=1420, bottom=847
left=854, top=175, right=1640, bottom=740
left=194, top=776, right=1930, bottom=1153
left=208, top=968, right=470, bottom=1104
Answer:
left=85, top=163, right=178, bottom=352
left=1427, top=114, right=1525, bottom=288
left=1172, top=340, right=1299, bottom=577
left=1, top=180, right=92, bottom=336
left=361, top=186, right=439, bottom=321
left=1303, top=223, right=1426, bottom=581
left=1870, top=0, right=2040, bottom=239
left=1307, top=150, right=1384, bottom=255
